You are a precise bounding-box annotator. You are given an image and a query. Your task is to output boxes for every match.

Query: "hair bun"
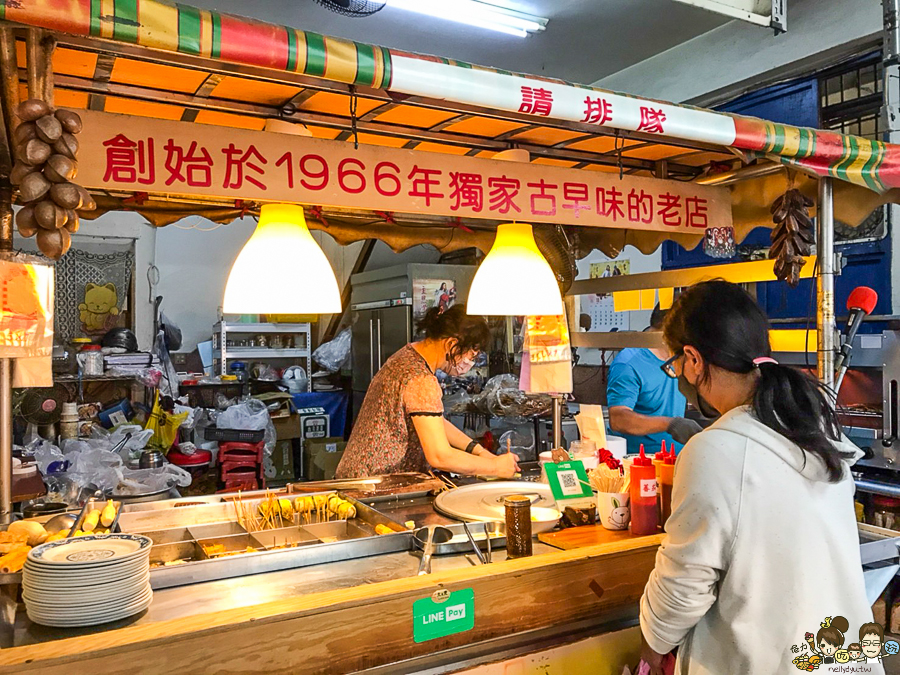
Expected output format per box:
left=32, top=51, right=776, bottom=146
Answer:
left=832, top=616, right=849, bottom=634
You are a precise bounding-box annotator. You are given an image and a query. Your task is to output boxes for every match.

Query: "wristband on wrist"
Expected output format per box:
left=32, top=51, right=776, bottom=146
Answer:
left=465, top=440, right=478, bottom=454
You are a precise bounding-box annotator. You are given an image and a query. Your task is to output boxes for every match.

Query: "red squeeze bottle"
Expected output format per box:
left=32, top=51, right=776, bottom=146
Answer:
left=659, top=449, right=677, bottom=527
left=630, top=445, right=659, bottom=536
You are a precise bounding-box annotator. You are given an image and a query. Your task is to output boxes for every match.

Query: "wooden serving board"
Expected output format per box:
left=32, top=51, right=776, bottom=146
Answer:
left=539, top=524, right=662, bottom=550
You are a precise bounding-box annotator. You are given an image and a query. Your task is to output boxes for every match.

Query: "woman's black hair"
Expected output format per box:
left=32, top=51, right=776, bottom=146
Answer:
left=417, top=305, right=490, bottom=366
left=663, top=280, right=851, bottom=482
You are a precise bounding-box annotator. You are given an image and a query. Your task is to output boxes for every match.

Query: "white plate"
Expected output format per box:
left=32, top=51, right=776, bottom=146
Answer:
left=25, top=586, right=152, bottom=614
left=23, top=570, right=149, bottom=590
left=27, top=595, right=152, bottom=627
left=23, top=558, right=148, bottom=578
left=24, top=576, right=150, bottom=603
left=28, top=534, right=152, bottom=566
left=432, top=481, right=562, bottom=534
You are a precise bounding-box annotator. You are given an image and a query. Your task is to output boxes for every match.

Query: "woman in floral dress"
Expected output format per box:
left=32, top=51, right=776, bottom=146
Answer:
left=336, top=305, right=519, bottom=479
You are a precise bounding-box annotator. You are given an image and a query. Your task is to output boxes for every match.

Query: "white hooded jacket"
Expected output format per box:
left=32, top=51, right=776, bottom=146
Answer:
left=640, top=406, right=882, bottom=675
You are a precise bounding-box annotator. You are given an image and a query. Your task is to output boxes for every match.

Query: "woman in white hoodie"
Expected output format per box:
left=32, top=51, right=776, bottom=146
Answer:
left=640, top=281, right=879, bottom=675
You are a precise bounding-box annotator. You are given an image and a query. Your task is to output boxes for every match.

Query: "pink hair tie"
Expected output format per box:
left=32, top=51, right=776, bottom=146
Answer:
left=753, top=357, right=778, bottom=367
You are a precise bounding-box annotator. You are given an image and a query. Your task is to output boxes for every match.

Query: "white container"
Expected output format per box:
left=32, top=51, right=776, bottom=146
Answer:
left=596, top=491, right=630, bottom=531
left=605, top=436, right=627, bottom=461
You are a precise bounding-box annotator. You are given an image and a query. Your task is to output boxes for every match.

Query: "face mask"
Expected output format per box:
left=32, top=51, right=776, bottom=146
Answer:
left=677, top=372, right=720, bottom=419
left=444, top=351, right=475, bottom=376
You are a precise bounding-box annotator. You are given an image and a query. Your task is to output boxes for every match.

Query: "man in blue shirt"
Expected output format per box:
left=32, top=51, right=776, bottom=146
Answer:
left=606, top=307, right=701, bottom=454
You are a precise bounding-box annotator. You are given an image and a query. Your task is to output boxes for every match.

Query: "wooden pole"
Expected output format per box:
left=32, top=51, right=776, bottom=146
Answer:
left=26, top=29, right=44, bottom=103
left=0, top=29, right=20, bottom=160
left=41, top=33, right=55, bottom=108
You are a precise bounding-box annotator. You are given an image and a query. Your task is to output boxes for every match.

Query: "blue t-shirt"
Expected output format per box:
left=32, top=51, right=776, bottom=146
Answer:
left=606, top=348, right=686, bottom=455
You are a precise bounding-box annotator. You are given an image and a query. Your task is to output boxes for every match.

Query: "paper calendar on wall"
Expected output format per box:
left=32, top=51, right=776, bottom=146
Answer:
left=582, top=261, right=630, bottom=332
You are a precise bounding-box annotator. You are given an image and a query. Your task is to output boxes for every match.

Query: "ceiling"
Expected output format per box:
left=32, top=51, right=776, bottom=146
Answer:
left=189, top=0, right=729, bottom=85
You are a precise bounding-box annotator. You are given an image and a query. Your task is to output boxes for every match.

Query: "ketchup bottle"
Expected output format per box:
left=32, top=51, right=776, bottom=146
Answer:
left=630, top=445, right=659, bottom=536
left=659, top=448, right=677, bottom=527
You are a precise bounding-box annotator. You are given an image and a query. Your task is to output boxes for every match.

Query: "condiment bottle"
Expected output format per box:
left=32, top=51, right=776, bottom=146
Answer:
left=659, top=448, right=676, bottom=527
left=629, top=445, right=659, bottom=536
left=504, top=495, right=533, bottom=558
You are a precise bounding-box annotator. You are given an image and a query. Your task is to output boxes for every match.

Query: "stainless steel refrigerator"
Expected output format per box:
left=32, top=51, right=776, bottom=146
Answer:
left=350, top=264, right=476, bottom=421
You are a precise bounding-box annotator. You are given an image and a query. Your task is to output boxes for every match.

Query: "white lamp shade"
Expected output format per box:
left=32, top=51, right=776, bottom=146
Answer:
left=467, top=222, right=563, bottom=316
left=223, top=204, right=341, bottom=314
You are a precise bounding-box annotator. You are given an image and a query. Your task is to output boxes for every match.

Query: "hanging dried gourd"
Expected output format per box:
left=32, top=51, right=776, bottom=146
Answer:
left=10, top=99, right=93, bottom=259
left=769, top=188, right=815, bottom=287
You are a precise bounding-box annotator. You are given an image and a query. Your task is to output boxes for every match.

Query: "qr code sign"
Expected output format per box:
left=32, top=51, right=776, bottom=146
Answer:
left=558, top=470, right=581, bottom=496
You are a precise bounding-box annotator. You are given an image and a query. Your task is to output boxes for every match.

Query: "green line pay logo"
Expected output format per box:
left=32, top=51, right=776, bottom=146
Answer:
left=423, top=603, right=466, bottom=624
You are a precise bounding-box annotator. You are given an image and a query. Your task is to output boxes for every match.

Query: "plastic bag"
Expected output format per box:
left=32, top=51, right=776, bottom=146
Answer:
left=145, top=392, right=189, bottom=450
left=33, top=440, right=67, bottom=474
left=216, top=399, right=276, bottom=458
left=116, top=464, right=191, bottom=494
left=159, top=311, right=183, bottom=352
left=313, top=327, right=351, bottom=373
left=217, top=400, right=270, bottom=430
left=153, top=328, right=180, bottom=398
left=472, top=374, right=552, bottom=417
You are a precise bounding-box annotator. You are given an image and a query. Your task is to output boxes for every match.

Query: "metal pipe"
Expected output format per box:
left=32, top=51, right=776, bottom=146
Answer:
left=817, top=177, right=836, bottom=390
left=0, top=193, right=9, bottom=522
left=693, top=162, right=784, bottom=186
left=855, top=478, right=900, bottom=499
left=551, top=395, right=563, bottom=449
left=0, top=358, right=10, bottom=522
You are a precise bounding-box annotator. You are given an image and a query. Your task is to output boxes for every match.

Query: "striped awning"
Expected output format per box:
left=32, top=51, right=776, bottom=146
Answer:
left=0, top=0, right=896, bottom=194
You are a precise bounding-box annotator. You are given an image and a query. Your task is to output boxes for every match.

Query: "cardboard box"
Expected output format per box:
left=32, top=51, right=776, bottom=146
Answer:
left=294, top=407, right=331, bottom=479
left=271, top=413, right=301, bottom=441
left=305, top=437, right=347, bottom=481
left=264, top=439, right=296, bottom=482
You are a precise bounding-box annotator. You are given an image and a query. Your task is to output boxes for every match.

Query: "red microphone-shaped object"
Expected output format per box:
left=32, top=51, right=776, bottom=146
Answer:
left=834, top=286, right=878, bottom=393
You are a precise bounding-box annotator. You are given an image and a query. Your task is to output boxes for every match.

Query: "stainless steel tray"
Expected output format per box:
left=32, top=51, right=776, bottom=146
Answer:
left=432, top=481, right=561, bottom=534
left=124, top=492, right=413, bottom=589
left=412, top=521, right=506, bottom=555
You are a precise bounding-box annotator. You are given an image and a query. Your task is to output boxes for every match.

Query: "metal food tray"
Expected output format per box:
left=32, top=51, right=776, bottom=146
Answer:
left=117, top=492, right=412, bottom=590
left=412, top=521, right=506, bottom=555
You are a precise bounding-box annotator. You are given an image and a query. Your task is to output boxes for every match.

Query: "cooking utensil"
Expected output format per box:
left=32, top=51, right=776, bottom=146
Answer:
left=462, top=522, right=486, bottom=565
left=44, top=512, right=77, bottom=535
left=66, top=491, right=101, bottom=538
left=415, top=526, right=452, bottom=575
left=22, top=502, right=68, bottom=519
left=432, top=481, right=561, bottom=534
left=139, top=449, right=166, bottom=469
left=412, top=522, right=503, bottom=556
left=483, top=521, right=492, bottom=563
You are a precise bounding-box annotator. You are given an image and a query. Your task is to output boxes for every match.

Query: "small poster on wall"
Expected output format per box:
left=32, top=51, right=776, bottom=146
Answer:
left=413, top=279, right=456, bottom=322
left=581, top=261, right=631, bottom=332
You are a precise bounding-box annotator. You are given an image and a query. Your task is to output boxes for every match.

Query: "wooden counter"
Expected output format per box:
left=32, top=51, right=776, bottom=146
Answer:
left=0, top=531, right=663, bottom=675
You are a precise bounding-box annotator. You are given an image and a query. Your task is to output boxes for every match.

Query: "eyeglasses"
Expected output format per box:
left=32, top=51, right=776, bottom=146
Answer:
left=660, top=351, right=684, bottom=379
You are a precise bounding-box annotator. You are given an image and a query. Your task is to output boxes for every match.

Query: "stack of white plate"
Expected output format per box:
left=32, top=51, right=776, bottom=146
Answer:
left=23, top=533, right=153, bottom=627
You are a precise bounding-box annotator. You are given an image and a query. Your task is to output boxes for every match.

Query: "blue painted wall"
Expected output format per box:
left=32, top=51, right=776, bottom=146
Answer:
left=661, top=72, right=891, bottom=330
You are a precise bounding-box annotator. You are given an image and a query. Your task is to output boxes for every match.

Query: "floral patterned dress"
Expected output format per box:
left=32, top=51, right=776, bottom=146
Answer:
left=336, top=344, right=443, bottom=478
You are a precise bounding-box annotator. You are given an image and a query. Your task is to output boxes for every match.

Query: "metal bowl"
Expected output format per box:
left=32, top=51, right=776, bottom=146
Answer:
left=139, top=449, right=166, bottom=469
left=22, top=502, right=69, bottom=519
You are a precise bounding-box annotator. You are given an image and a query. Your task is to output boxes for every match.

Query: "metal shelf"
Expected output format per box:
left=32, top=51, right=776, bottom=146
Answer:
left=214, top=322, right=312, bottom=333
left=213, top=320, right=312, bottom=390
left=214, top=348, right=311, bottom=359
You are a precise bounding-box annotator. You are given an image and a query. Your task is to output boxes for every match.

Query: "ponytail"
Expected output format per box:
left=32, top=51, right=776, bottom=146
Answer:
left=753, top=361, right=845, bottom=481
left=664, top=280, right=853, bottom=483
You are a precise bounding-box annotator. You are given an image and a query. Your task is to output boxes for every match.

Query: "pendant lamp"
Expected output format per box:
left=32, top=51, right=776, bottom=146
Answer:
left=223, top=204, right=341, bottom=314
left=467, top=222, right=563, bottom=316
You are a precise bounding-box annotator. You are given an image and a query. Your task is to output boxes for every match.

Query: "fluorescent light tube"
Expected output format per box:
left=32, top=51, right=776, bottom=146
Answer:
left=385, top=0, right=547, bottom=38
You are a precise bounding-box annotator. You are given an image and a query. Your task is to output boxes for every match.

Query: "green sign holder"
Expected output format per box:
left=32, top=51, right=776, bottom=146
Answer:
left=544, top=460, right=593, bottom=502
left=413, top=588, right=475, bottom=643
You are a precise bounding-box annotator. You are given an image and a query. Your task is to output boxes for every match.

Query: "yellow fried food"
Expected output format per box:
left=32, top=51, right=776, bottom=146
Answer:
left=312, top=494, right=328, bottom=509
left=375, top=524, right=394, bottom=535
left=278, top=498, right=293, bottom=519
left=100, top=500, right=117, bottom=527
left=82, top=509, right=101, bottom=532
left=336, top=502, right=356, bottom=519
